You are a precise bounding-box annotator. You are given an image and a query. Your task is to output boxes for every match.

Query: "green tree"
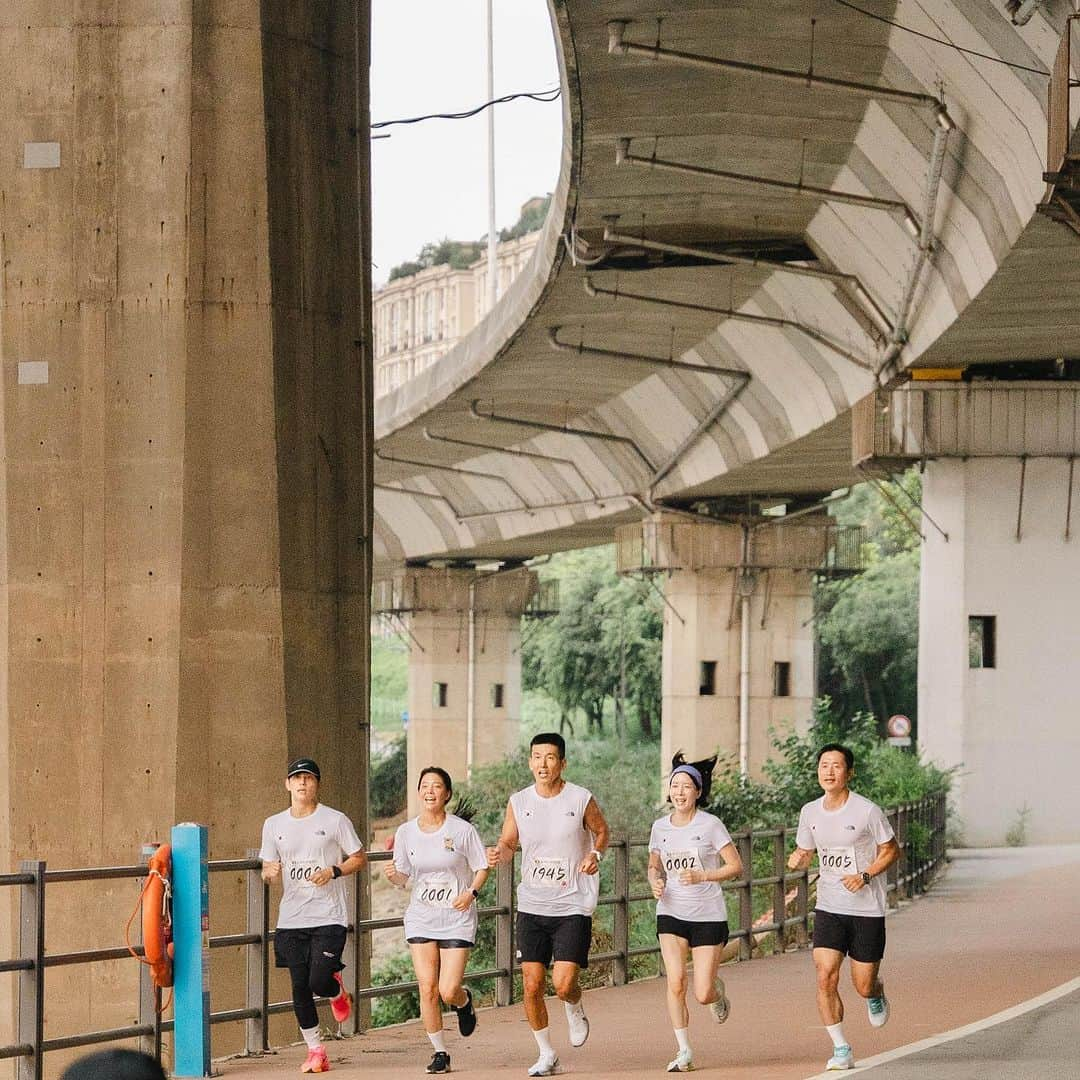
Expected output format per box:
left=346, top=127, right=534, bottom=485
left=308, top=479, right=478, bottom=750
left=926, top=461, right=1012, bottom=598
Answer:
left=522, top=547, right=661, bottom=740
left=816, top=469, right=922, bottom=727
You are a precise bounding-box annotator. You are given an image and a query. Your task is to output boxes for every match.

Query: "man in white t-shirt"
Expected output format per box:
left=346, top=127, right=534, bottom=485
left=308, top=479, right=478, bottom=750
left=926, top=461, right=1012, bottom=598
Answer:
left=259, top=758, right=367, bottom=1074
left=788, top=744, right=900, bottom=1072
left=487, top=733, right=609, bottom=1077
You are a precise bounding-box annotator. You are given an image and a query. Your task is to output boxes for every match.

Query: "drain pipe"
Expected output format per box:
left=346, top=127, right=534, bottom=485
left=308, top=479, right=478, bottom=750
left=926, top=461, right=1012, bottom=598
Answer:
left=607, top=19, right=954, bottom=127
left=616, top=138, right=921, bottom=237
left=584, top=275, right=874, bottom=371
left=737, top=525, right=755, bottom=779
left=878, top=119, right=952, bottom=382
left=601, top=224, right=894, bottom=341
left=466, top=579, right=476, bottom=781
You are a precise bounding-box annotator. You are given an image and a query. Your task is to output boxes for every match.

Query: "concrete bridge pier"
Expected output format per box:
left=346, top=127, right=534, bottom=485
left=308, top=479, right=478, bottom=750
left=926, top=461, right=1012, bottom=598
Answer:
left=617, top=515, right=862, bottom=782
left=378, top=567, right=537, bottom=812
left=857, top=381, right=1080, bottom=845
left=660, top=562, right=814, bottom=780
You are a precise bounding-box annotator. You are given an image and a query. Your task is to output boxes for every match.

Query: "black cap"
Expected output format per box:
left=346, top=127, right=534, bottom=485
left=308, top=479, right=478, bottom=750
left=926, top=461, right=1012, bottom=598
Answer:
left=287, top=758, right=321, bottom=781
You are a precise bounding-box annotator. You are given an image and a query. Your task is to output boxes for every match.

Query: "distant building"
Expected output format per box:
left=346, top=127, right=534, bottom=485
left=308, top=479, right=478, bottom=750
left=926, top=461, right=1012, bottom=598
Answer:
left=374, top=201, right=546, bottom=398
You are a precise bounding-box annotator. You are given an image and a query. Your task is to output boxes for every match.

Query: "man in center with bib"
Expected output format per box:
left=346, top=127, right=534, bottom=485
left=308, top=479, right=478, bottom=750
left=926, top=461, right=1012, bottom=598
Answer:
left=487, top=732, right=610, bottom=1077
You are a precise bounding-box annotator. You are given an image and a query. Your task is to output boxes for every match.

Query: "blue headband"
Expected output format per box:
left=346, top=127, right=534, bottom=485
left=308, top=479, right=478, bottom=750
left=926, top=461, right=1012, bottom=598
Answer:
left=670, top=764, right=703, bottom=790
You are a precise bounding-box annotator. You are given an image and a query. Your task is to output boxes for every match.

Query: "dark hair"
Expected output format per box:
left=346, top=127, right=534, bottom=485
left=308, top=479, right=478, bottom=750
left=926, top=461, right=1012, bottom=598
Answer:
left=671, top=751, right=717, bottom=806
left=530, top=732, right=566, bottom=759
left=61, top=1050, right=167, bottom=1080
left=417, top=766, right=453, bottom=795
left=817, top=743, right=855, bottom=770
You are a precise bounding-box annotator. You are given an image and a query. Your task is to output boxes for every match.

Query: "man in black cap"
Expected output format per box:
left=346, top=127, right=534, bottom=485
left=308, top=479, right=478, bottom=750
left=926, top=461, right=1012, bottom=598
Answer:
left=260, top=758, right=366, bottom=1073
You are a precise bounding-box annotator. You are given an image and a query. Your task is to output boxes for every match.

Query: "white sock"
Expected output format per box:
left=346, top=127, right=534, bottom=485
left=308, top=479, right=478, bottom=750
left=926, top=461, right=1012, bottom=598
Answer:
left=532, top=1027, right=555, bottom=1056
left=674, top=1028, right=691, bottom=1053
left=428, top=1030, right=447, bottom=1053
left=826, top=1022, right=848, bottom=1049
left=300, top=1025, right=322, bottom=1051
left=564, top=998, right=585, bottom=1018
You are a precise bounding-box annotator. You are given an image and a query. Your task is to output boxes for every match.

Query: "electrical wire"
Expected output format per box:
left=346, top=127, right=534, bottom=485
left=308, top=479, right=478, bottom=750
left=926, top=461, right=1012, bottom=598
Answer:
left=831, top=0, right=1051, bottom=76
left=372, top=87, right=561, bottom=129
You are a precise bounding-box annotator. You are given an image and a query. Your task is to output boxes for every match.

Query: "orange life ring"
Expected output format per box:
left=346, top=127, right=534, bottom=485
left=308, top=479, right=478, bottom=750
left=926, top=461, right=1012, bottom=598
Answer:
left=142, top=844, right=174, bottom=989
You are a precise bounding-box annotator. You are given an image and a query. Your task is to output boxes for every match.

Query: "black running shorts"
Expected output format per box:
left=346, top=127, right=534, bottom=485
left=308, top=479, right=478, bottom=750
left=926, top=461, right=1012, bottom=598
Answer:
left=406, top=937, right=475, bottom=949
left=656, top=914, right=729, bottom=948
left=273, top=924, right=348, bottom=974
left=515, top=911, right=592, bottom=969
left=812, top=908, right=886, bottom=963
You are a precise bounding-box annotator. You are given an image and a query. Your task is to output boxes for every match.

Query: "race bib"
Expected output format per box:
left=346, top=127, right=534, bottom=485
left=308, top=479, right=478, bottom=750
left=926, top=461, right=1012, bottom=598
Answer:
left=286, top=860, right=321, bottom=888
left=416, top=873, right=456, bottom=908
left=662, top=848, right=701, bottom=876
left=818, top=846, right=858, bottom=878
left=530, top=856, right=570, bottom=889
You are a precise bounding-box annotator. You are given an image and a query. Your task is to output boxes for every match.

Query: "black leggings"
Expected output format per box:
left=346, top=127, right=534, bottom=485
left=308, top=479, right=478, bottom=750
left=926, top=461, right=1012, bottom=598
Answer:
left=274, top=925, right=347, bottom=1030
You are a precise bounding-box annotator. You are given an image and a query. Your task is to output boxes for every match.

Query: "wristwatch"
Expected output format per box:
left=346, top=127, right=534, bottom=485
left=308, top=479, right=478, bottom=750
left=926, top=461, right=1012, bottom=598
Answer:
left=861, top=871, right=872, bottom=885
left=590, top=849, right=604, bottom=863
left=470, top=887, right=480, bottom=899
left=331, top=865, right=342, bottom=879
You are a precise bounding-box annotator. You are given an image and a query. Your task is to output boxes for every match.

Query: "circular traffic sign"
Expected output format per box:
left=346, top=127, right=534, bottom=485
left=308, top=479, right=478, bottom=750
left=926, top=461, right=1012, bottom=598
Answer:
left=887, top=714, right=912, bottom=738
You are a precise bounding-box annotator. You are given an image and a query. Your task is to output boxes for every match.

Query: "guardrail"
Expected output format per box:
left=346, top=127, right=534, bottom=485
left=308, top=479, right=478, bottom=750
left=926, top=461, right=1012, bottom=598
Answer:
left=0, top=792, right=946, bottom=1078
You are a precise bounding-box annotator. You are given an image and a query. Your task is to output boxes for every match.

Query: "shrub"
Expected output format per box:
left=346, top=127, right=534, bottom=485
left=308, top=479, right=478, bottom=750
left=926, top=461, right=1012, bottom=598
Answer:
left=370, top=737, right=407, bottom=819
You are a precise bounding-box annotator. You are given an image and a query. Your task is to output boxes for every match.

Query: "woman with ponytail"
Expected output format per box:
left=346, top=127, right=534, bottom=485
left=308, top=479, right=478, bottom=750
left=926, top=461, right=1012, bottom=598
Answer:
left=647, top=753, right=743, bottom=1072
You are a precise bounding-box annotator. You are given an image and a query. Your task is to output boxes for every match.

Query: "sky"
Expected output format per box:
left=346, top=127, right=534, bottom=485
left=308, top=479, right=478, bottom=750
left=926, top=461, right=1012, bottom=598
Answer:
left=370, top=1, right=563, bottom=286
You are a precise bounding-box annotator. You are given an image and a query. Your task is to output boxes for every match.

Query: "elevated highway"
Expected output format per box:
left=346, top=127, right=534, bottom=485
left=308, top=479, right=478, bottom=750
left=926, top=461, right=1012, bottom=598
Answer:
left=372, top=3, right=1080, bottom=844
left=373, top=1, right=1076, bottom=564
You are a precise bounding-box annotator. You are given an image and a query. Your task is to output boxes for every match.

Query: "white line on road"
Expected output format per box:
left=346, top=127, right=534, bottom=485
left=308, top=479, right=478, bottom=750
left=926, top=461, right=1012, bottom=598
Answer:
left=802, top=975, right=1080, bottom=1078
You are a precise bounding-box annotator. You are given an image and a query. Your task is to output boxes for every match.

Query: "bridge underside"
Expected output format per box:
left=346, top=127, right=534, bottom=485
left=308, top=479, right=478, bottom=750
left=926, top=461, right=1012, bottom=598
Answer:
left=374, top=3, right=1080, bottom=845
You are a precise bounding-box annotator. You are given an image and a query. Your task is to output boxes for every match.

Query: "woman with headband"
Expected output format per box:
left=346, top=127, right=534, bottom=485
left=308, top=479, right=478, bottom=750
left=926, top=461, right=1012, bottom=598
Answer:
left=648, top=754, right=743, bottom=1073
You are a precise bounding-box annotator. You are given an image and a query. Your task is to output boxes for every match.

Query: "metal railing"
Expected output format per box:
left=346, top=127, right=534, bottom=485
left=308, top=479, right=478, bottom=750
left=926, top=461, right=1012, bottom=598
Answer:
left=1, top=793, right=946, bottom=1077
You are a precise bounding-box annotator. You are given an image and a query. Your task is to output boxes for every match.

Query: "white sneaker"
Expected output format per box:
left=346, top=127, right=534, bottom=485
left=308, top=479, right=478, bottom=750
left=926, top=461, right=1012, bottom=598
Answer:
left=527, top=1052, right=559, bottom=1077
left=666, top=1049, right=694, bottom=1072
left=566, top=1004, right=590, bottom=1047
left=826, top=1045, right=854, bottom=1071
left=708, top=977, right=729, bottom=1024
left=867, top=985, right=889, bottom=1027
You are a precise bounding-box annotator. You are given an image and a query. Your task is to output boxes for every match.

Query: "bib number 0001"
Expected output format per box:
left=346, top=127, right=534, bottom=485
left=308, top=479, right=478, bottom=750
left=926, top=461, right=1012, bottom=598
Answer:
left=418, top=877, right=456, bottom=908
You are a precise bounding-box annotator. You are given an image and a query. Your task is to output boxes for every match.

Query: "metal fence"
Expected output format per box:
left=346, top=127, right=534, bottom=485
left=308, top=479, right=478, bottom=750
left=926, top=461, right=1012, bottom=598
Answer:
left=1, top=792, right=946, bottom=1078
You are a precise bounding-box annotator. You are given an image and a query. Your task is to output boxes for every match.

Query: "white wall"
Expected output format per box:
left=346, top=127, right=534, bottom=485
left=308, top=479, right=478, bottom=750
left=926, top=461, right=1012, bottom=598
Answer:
left=919, top=456, right=1080, bottom=845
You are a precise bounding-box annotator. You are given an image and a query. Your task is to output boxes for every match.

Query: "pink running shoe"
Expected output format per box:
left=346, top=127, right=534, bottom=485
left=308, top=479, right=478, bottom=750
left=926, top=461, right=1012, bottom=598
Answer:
left=331, top=972, right=353, bottom=1024
left=301, top=1047, right=330, bottom=1073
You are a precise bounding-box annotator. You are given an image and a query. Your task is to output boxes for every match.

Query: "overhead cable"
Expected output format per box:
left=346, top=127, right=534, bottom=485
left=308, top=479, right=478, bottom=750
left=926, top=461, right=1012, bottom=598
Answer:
left=372, top=87, right=561, bottom=130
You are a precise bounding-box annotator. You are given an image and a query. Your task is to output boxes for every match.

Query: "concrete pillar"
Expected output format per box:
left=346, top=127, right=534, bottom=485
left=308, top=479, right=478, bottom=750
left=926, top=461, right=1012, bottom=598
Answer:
left=919, top=455, right=1080, bottom=844
left=661, top=565, right=815, bottom=780
left=403, top=567, right=535, bottom=812
left=0, top=2, right=372, bottom=1061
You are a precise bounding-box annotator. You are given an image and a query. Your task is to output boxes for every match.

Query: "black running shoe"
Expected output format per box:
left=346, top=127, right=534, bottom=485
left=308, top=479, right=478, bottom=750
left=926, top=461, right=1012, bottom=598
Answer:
left=426, top=1051, right=451, bottom=1074
left=454, top=987, right=477, bottom=1038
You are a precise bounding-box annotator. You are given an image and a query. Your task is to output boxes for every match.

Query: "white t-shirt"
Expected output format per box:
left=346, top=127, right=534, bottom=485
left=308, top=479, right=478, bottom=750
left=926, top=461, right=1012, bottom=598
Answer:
left=511, top=781, right=600, bottom=918
left=393, top=814, right=488, bottom=942
left=649, top=810, right=734, bottom=923
left=796, top=791, right=895, bottom=917
left=259, top=803, right=364, bottom=929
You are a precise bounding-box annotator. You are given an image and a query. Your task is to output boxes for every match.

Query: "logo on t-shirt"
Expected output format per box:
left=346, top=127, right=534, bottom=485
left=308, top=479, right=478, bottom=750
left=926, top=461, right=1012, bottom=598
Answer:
left=443, top=837, right=455, bottom=851
left=316, top=830, right=326, bottom=836
left=845, top=825, right=856, bottom=831
left=565, top=810, right=576, bottom=817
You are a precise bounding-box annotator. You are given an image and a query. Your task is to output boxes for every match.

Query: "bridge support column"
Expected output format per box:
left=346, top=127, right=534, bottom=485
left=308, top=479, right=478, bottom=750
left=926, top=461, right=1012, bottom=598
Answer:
left=919, top=455, right=1080, bottom=844
left=661, top=564, right=814, bottom=780
left=395, top=567, right=537, bottom=813
left=618, top=514, right=862, bottom=784
left=856, top=381, right=1080, bottom=844
left=0, top=3, right=372, bottom=1058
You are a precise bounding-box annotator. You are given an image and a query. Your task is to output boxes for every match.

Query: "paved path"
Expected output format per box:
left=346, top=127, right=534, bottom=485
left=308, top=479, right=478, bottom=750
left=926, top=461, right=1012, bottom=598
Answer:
left=825, top=983, right=1080, bottom=1079
left=216, top=846, right=1080, bottom=1080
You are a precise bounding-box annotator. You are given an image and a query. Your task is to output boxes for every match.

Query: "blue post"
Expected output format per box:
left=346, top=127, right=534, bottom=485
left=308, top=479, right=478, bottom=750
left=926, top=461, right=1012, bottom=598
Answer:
left=171, top=823, right=211, bottom=1076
